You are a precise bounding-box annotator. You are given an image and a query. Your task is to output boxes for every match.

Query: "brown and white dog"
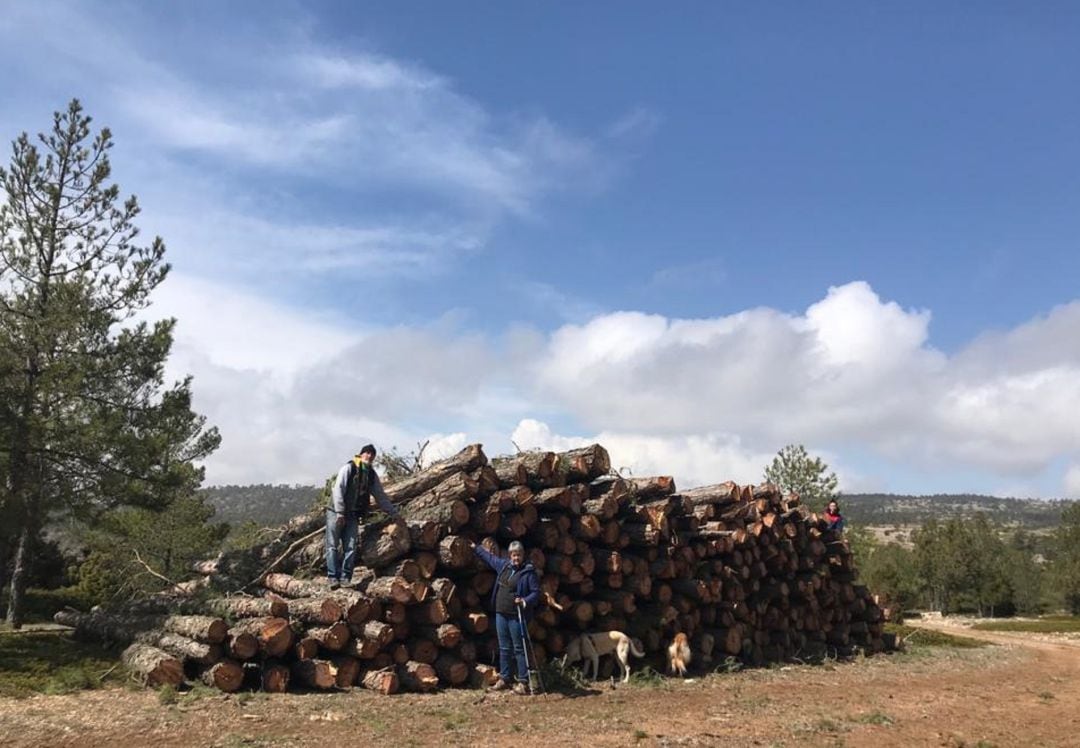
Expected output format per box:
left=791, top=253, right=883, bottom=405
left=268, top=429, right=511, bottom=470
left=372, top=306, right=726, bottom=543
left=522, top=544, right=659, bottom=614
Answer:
left=562, top=630, right=646, bottom=683
left=667, top=632, right=692, bottom=677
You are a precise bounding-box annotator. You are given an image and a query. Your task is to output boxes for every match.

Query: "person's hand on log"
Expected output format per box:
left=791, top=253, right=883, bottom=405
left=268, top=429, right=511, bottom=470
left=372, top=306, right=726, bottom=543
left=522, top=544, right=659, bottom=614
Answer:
left=335, top=513, right=346, bottom=532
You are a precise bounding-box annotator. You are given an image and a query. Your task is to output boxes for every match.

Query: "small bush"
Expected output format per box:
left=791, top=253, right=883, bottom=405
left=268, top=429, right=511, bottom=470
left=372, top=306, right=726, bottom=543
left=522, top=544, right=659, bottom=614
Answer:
left=0, top=631, right=125, bottom=697
left=884, top=623, right=987, bottom=649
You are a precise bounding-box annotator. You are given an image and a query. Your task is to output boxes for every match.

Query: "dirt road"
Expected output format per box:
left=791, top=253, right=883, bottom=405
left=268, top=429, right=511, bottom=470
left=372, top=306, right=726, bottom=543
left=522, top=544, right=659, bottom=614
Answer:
left=1, top=624, right=1078, bottom=747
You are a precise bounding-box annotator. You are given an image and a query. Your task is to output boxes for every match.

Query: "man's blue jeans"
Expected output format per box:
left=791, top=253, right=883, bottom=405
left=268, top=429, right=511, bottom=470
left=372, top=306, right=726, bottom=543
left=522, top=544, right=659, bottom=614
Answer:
left=325, top=509, right=359, bottom=582
left=494, top=611, right=528, bottom=684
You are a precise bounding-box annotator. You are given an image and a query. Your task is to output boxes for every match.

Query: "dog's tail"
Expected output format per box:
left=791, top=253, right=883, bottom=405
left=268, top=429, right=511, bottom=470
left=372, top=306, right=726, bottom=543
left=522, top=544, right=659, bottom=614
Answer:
left=629, top=638, right=646, bottom=658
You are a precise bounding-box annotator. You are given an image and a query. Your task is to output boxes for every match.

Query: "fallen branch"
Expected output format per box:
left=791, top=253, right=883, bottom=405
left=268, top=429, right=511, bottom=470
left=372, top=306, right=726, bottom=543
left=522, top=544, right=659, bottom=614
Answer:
left=133, top=549, right=176, bottom=587
left=243, top=528, right=324, bottom=591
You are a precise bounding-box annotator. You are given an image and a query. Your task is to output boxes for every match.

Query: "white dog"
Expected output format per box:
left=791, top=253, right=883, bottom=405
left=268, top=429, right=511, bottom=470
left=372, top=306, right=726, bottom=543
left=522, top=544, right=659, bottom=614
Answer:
left=562, top=630, right=646, bottom=683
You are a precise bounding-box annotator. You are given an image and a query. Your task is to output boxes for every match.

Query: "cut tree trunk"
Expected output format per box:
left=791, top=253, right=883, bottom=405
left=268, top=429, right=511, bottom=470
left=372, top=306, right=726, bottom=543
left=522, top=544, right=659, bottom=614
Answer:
left=291, top=659, right=338, bottom=690
left=287, top=597, right=344, bottom=626
left=359, top=521, right=412, bottom=568
left=263, top=573, right=338, bottom=599
left=206, top=597, right=289, bottom=619
left=304, top=622, right=351, bottom=652
left=134, top=631, right=221, bottom=665
left=225, top=629, right=259, bottom=661
left=360, top=668, right=399, bottom=695
left=229, top=617, right=294, bottom=658
left=398, top=660, right=439, bottom=692
left=365, top=576, right=415, bottom=604
left=329, top=656, right=362, bottom=688
left=438, top=536, right=473, bottom=569
left=384, top=444, right=488, bottom=503
left=201, top=660, right=244, bottom=692
left=400, top=472, right=477, bottom=529
left=558, top=444, right=611, bottom=483
left=160, top=615, right=228, bottom=645
left=121, top=644, right=184, bottom=687
left=434, top=653, right=469, bottom=686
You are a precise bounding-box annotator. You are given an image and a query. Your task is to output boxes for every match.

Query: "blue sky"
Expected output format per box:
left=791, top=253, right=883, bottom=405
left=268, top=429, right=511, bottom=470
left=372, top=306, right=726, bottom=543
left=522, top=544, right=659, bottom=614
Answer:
left=2, top=2, right=1078, bottom=498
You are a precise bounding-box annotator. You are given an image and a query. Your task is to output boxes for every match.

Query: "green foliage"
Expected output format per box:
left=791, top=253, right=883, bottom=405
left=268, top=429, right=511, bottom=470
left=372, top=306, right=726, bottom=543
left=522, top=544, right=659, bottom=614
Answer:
left=0, top=100, right=219, bottom=625
left=762, top=444, right=838, bottom=511
left=1049, top=502, right=1080, bottom=614
left=376, top=441, right=428, bottom=483
left=883, top=623, right=987, bottom=648
left=75, top=495, right=228, bottom=605
left=912, top=515, right=1015, bottom=615
left=854, top=536, right=923, bottom=612
left=840, top=493, right=1067, bottom=529
left=0, top=631, right=126, bottom=697
left=201, top=484, right=322, bottom=527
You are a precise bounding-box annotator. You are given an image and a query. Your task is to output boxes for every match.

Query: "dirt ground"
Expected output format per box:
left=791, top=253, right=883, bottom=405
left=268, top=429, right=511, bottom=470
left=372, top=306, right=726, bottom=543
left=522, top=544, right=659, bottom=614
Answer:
left=1, top=621, right=1078, bottom=748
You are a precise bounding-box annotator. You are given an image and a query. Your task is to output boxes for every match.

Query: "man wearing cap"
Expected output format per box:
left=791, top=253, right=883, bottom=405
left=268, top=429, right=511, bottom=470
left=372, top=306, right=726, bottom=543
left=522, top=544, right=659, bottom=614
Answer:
left=326, top=444, right=402, bottom=589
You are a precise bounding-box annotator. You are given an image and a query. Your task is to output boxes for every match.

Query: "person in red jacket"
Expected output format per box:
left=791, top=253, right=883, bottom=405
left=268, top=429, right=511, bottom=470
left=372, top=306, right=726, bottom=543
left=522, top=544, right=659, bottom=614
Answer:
left=824, top=499, right=846, bottom=532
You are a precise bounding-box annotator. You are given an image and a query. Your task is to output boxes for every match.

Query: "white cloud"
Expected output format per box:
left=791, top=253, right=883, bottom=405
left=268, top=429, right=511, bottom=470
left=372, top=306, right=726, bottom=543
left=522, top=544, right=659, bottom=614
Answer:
left=297, top=53, right=443, bottom=91
left=1065, top=464, right=1080, bottom=499
left=532, top=281, right=1080, bottom=479
left=142, top=277, right=1080, bottom=493
left=511, top=419, right=774, bottom=488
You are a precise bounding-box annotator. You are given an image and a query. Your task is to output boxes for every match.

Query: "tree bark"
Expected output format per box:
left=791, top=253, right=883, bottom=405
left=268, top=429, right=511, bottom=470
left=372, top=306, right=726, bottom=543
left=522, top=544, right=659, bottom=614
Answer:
left=359, top=521, right=412, bottom=568
left=134, top=631, right=221, bottom=665
left=287, top=597, right=344, bottom=626
left=329, top=655, right=362, bottom=688
left=360, top=667, right=399, bottom=695
left=434, top=653, right=469, bottom=686
left=398, top=660, right=439, bottom=692
left=291, top=659, right=338, bottom=690
left=200, top=660, right=244, bottom=692
left=384, top=444, right=487, bottom=503
left=263, top=573, right=339, bottom=599
left=229, top=617, right=293, bottom=658
left=121, top=643, right=184, bottom=687
left=206, top=597, right=289, bottom=619
left=365, top=576, right=415, bottom=604
left=557, top=444, right=611, bottom=482
left=4, top=524, right=34, bottom=630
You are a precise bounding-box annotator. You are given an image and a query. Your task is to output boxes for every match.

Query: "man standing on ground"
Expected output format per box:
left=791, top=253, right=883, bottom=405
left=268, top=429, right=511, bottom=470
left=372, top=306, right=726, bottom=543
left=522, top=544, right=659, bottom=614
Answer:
left=326, top=444, right=402, bottom=589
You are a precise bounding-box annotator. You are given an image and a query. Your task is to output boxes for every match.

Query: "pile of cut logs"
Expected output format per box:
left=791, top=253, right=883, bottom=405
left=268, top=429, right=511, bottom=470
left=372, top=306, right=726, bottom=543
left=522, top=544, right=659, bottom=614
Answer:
left=55, top=443, right=886, bottom=693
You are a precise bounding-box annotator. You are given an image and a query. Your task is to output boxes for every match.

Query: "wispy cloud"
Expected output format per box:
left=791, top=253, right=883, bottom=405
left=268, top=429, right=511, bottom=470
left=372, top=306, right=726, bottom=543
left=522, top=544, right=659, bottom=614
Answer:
left=0, top=1, right=621, bottom=283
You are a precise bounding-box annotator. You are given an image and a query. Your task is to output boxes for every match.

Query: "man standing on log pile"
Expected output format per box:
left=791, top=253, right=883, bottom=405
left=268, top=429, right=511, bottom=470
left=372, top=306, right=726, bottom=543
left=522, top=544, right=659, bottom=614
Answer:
left=471, top=539, right=540, bottom=694
left=327, top=444, right=402, bottom=589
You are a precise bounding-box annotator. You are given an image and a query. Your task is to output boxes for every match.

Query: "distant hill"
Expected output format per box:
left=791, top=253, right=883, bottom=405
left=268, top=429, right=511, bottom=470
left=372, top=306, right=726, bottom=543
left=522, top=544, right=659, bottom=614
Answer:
left=202, top=482, right=1074, bottom=531
left=201, top=484, right=321, bottom=526
left=841, top=493, right=1071, bottom=529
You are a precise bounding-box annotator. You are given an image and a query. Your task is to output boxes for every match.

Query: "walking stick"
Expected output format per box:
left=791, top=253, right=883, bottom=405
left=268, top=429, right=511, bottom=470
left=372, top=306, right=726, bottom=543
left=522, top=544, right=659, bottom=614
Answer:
left=516, top=602, right=544, bottom=694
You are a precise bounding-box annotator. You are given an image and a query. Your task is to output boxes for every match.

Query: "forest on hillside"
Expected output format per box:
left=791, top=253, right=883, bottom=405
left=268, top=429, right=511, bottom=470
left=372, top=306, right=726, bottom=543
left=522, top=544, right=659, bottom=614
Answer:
left=841, top=493, right=1068, bottom=529
left=201, top=484, right=1068, bottom=531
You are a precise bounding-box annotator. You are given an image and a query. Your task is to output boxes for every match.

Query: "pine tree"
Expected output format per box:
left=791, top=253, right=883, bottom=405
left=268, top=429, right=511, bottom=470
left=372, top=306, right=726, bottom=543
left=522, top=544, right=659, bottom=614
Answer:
left=762, top=444, right=839, bottom=511
left=0, top=100, right=220, bottom=627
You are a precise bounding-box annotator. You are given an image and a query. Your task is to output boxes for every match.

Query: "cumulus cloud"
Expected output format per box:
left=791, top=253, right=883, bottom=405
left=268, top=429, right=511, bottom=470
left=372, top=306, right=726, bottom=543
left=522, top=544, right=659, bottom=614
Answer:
left=146, top=277, right=1079, bottom=493
left=1065, top=464, right=1080, bottom=499
left=511, top=419, right=774, bottom=488
left=532, top=281, right=1079, bottom=483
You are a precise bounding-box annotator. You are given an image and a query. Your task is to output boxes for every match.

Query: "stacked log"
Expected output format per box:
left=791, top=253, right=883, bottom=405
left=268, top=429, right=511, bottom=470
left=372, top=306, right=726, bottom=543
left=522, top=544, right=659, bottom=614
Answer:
left=57, top=443, right=886, bottom=693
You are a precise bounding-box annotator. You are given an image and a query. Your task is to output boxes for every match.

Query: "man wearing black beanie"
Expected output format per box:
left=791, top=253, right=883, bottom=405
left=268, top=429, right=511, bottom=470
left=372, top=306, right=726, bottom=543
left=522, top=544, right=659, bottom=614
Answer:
left=326, top=444, right=402, bottom=589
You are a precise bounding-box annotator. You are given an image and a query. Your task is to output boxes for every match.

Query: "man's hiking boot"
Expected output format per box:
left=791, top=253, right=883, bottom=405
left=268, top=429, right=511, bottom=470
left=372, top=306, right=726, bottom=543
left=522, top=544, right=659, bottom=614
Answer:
left=512, top=682, right=529, bottom=695
left=327, top=580, right=340, bottom=591
left=489, top=679, right=510, bottom=692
